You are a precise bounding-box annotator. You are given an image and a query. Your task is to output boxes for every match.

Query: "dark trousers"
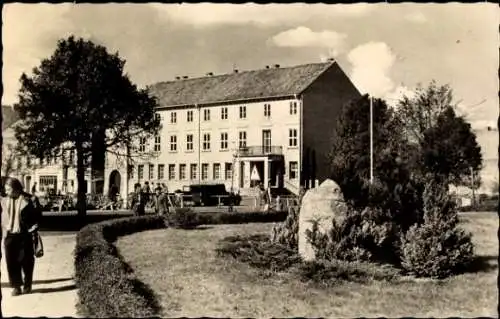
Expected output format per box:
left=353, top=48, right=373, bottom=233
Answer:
left=4, top=233, right=35, bottom=288
left=134, top=204, right=145, bottom=216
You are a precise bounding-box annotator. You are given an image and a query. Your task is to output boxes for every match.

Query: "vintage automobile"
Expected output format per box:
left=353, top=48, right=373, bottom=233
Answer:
left=183, top=184, right=241, bottom=207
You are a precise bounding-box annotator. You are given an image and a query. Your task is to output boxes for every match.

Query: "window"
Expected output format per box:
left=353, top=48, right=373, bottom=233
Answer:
left=203, top=133, right=211, bottom=151
left=213, top=163, right=221, bottom=180
left=290, top=101, right=297, bottom=115
left=158, top=164, right=165, bottom=180
left=168, top=164, right=176, bottom=180
left=138, top=165, right=144, bottom=180
left=39, top=176, right=57, bottom=191
left=170, top=135, right=177, bottom=151
left=154, top=135, right=161, bottom=152
left=129, top=165, right=134, bottom=179
left=264, top=103, right=271, bottom=117
left=139, top=137, right=146, bottom=152
left=69, top=150, right=75, bottom=165
left=186, top=134, right=194, bottom=151
left=154, top=113, right=161, bottom=122
left=289, top=162, right=298, bottom=180
left=204, top=109, right=210, bottom=121
left=26, top=156, right=31, bottom=168
left=225, top=163, right=233, bottom=180
left=187, top=110, right=193, bottom=122
left=221, top=107, right=228, bottom=120
left=239, top=106, right=246, bottom=119
left=202, top=163, right=209, bottom=180
left=190, top=164, right=197, bottom=180
left=220, top=132, right=228, bottom=150
left=149, top=164, right=154, bottom=180
left=170, top=111, right=177, bottom=124
left=17, top=158, right=22, bottom=170
left=179, top=164, right=187, bottom=180
left=239, top=131, right=247, bottom=148
left=289, top=129, right=298, bottom=147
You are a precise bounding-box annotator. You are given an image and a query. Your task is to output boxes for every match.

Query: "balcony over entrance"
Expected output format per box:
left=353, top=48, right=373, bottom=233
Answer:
left=236, top=145, right=283, bottom=157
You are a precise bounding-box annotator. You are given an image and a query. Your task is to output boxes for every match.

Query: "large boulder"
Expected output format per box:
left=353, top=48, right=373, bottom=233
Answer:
left=298, top=179, right=347, bottom=261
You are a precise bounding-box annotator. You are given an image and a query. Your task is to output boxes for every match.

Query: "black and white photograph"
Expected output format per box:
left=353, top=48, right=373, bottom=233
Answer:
left=0, top=3, right=498, bottom=318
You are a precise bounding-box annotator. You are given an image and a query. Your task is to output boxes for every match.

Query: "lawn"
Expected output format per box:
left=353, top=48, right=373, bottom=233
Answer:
left=116, top=212, right=498, bottom=317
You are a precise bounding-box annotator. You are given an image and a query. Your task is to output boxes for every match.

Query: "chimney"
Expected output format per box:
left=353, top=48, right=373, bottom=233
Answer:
left=175, top=76, right=181, bottom=80
left=327, top=58, right=335, bottom=62
left=234, top=69, right=239, bottom=73
left=274, top=64, right=280, bottom=68
left=265, top=65, right=270, bottom=69
left=206, top=72, right=214, bottom=76
left=182, top=76, right=189, bottom=79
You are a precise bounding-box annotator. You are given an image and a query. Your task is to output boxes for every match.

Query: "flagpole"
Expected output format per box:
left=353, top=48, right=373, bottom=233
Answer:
left=370, top=96, right=374, bottom=184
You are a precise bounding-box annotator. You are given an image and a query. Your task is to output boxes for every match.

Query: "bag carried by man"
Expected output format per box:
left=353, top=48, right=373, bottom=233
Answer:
left=33, top=232, right=44, bottom=258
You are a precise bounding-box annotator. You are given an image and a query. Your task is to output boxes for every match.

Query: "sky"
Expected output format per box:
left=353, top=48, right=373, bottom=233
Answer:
left=2, top=3, right=498, bottom=129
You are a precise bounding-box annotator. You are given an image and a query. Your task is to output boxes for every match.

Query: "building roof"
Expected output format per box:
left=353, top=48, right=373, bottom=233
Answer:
left=149, top=61, right=336, bottom=107
left=2, top=105, right=20, bottom=131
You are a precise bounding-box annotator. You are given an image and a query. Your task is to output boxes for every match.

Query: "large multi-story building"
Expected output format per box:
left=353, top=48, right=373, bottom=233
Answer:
left=104, top=60, right=361, bottom=199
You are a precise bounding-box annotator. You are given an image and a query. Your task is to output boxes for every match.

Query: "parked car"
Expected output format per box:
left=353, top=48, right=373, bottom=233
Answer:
left=185, top=184, right=241, bottom=207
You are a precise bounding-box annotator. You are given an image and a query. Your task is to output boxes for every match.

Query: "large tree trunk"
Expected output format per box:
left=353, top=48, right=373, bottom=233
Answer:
left=76, top=143, right=87, bottom=221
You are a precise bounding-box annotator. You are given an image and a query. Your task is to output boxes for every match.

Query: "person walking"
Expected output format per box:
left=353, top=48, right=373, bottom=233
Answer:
left=142, top=181, right=151, bottom=211
left=154, top=186, right=169, bottom=216
left=1, top=177, right=42, bottom=296
left=131, top=183, right=145, bottom=216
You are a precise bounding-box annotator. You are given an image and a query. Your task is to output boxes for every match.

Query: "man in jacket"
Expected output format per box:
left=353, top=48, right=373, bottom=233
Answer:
left=1, top=177, right=42, bottom=296
left=154, top=186, right=169, bottom=216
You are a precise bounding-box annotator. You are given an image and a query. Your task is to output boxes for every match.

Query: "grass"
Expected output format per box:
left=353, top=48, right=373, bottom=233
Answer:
left=116, top=212, right=498, bottom=317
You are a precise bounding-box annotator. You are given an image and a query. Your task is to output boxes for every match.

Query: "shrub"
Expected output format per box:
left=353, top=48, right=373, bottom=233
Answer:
left=166, top=208, right=201, bottom=229
left=74, top=215, right=165, bottom=318
left=216, top=234, right=400, bottom=285
left=306, top=205, right=402, bottom=264
left=216, top=234, right=301, bottom=272
left=194, top=210, right=288, bottom=226
left=270, top=206, right=300, bottom=250
left=400, top=179, right=475, bottom=278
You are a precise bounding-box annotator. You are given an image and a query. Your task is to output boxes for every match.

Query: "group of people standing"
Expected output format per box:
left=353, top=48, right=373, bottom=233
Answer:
left=130, top=181, right=170, bottom=216
left=0, top=177, right=43, bottom=299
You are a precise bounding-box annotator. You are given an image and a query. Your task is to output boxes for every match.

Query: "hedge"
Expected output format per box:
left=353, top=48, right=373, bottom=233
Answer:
left=74, top=215, right=166, bottom=318
left=74, top=209, right=289, bottom=317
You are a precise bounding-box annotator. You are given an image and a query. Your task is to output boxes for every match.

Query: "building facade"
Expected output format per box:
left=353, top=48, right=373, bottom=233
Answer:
left=3, top=61, right=362, bottom=202
left=104, top=60, right=361, bottom=199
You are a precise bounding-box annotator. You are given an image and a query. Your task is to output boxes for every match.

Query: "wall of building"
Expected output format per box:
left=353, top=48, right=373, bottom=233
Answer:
left=474, top=127, right=499, bottom=194
left=127, top=98, right=301, bottom=192
left=301, top=62, right=361, bottom=186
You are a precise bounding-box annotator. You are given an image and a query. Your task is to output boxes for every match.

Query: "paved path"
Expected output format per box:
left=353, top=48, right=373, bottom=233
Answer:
left=1, top=233, right=78, bottom=318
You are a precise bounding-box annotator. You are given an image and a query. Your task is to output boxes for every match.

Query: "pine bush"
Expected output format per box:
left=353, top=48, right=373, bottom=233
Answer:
left=400, top=178, right=475, bottom=278
left=306, top=205, right=401, bottom=263
left=270, top=191, right=304, bottom=250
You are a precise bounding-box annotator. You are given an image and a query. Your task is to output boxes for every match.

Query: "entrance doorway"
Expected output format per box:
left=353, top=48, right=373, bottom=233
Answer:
left=262, top=130, right=271, bottom=153
left=239, top=162, right=245, bottom=188
left=109, top=170, right=121, bottom=196
left=25, top=176, right=32, bottom=193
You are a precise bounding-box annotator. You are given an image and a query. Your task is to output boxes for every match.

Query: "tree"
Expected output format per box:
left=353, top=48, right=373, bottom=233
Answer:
left=395, top=81, right=482, bottom=187
left=13, top=36, right=160, bottom=219
left=329, top=94, right=422, bottom=230
left=420, top=107, right=482, bottom=187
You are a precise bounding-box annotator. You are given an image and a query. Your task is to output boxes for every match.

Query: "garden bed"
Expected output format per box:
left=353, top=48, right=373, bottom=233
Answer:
left=115, top=212, right=498, bottom=317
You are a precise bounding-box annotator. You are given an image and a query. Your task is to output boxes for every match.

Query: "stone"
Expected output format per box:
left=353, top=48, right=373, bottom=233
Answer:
left=298, top=179, right=347, bottom=262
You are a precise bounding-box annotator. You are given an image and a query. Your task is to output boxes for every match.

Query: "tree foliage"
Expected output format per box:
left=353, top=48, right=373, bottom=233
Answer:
left=395, top=81, right=482, bottom=187
left=421, top=107, right=482, bottom=186
left=13, top=36, right=160, bottom=217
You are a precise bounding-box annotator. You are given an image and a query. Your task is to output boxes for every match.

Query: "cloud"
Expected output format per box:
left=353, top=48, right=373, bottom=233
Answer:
left=405, top=11, right=427, bottom=23
left=384, top=86, right=416, bottom=108
left=270, top=27, right=347, bottom=55
left=347, top=42, right=397, bottom=98
left=150, top=3, right=373, bottom=27
left=2, top=3, right=76, bottom=105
